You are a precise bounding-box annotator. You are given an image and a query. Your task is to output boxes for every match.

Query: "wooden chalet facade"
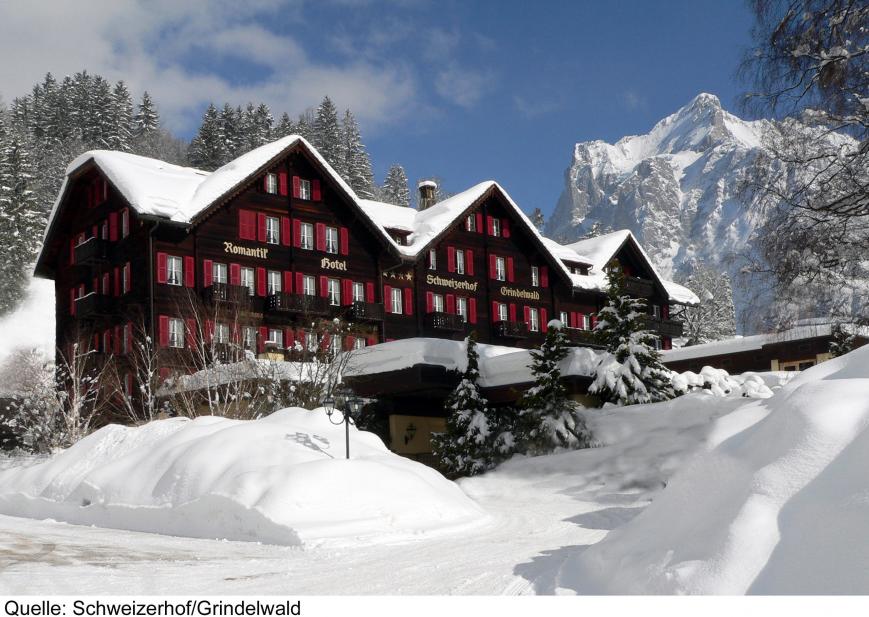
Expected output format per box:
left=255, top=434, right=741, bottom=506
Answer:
left=34, top=136, right=696, bottom=419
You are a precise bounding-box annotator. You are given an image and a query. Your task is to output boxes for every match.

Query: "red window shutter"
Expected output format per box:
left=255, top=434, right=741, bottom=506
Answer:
left=257, top=213, right=267, bottom=243
left=475, top=212, right=483, bottom=234
left=663, top=337, right=672, bottom=350
left=345, top=335, right=355, bottom=351
left=238, top=210, right=246, bottom=240
left=339, top=227, right=349, bottom=256
left=384, top=285, right=392, bottom=312
left=319, top=275, right=328, bottom=298
left=230, top=263, right=241, bottom=286
left=491, top=301, right=499, bottom=321
left=569, top=312, right=576, bottom=328
left=342, top=279, right=352, bottom=305
left=312, top=179, right=321, bottom=201
left=509, top=303, right=517, bottom=322
left=121, top=208, right=129, bottom=237
left=205, top=320, right=214, bottom=342
left=591, top=314, right=598, bottom=329
left=663, top=304, right=670, bottom=319
left=109, top=212, right=118, bottom=241
left=425, top=291, right=434, bottom=313
left=447, top=246, right=456, bottom=272
left=489, top=254, right=497, bottom=279
left=186, top=319, right=197, bottom=349
left=315, top=223, right=326, bottom=251
left=540, top=266, right=549, bottom=288
left=281, top=217, right=291, bottom=246
left=404, top=288, right=413, bottom=315
left=466, top=249, right=474, bottom=275
left=113, top=267, right=120, bottom=296
left=158, top=368, right=170, bottom=382
left=446, top=294, right=455, bottom=314
left=158, top=315, right=169, bottom=347
left=262, top=175, right=269, bottom=192
left=295, top=272, right=304, bottom=294
left=102, top=273, right=109, bottom=294
left=126, top=323, right=132, bottom=354
left=278, top=171, right=288, bottom=196
left=502, top=218, right=511, bottom=238
left=93, top=276, right=98, bottom=293
left=256, top=267, right=266, bottom=296
left=365, top=282, right=375, bottom=302
left=184, top=256, right=195, bottom=287
left=70, top=289, right=76, bottom=315
left=366, top=335, right=377, bottom=346
left=124, top=262, right=131, bottom=293
left=486, top=215, right=495, bottom=236
left=283, top=271, right=293, bottom=294
left=103, top=178, right=108, bottom=201
left=258, top=326, right=268, bottom=354
left=469, top=298, right=477, bottom=324
left=114, top=326, right=121, bottom=354
left=285, top=328, right=295, bottom=349
left=507, top=257, right=515, bottom=282
left=523, top=305, right=531, bottom=326
left=293, top=219, right=301, bottom=247
left=541, top=308, right=548, bottom=332
left=292, top=176, right=301, bottom=198
left=156, top=252, right=168, bottom=284
left=203, top=259, right=213, bottom=287
left=70, top=239, right=76, bottom=265
left=320, top=332, right=331, bottom=351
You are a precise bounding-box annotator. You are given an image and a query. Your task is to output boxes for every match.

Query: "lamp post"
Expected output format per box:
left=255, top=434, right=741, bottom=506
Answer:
left=322, top=384, right=362, bottom=459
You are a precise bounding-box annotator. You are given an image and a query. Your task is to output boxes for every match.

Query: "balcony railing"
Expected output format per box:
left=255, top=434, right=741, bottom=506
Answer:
left=641, top=315, right=684, bottom=338
left=623, top=276, right=655, bottom=298
left=73, top=237, right=108, bottom=265
left=564, top=327, right=599, bottom=347
left=425, top=311, right=466, bottom=332
left=266, top=292, right=330, bottom=316
left=494, top=320, right=528, bottom=339
left=74, top=292, right=114, bottom=318
left=346, top=301, right=385, bottom=322
left=202, top=283, right=252, bottom=306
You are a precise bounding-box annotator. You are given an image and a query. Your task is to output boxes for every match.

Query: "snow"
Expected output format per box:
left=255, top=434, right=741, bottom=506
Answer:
left=0, top=408, right=487, bottom=547
left=0, top=277, right=55, bottom=366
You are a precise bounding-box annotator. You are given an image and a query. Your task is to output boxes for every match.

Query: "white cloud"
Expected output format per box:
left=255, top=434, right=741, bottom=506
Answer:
left=434, top=65, right=495, bottom=109
left=622, top=90, right=647, bottom=111
left=513, top=95, right=561, bottom=118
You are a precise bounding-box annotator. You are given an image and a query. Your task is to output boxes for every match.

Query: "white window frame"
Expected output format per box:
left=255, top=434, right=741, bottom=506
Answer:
left=353, top=337, right=366, bottom=350
left=300, top=222, right=314, bottom=250
left=122, top=264, right=129, bottom=294
left=456, top=297, right=468, bottom=322
left=391, top=287, right=403, bottom=314
left=583, top=314, right=591, bottom=330
left=465, top=215, right=476, bottom=232
left=432, top=293, right=444, bottom=313
left=121, top=210, right=129, bottom=238
left=653, top=304, right=662, bottom=318
left=299, top=178, right=312, bottom=200
left=168, top=317, right=185, bottom=349
left=167, top=256, right=183, bottom=286
left=327, top=278, right=341, bottom=306
left=265, top=173, right=278, bottom=195
left=529, top=307, right=540, bottom=332
left=103, top=331, right=111, bottom=353
left=213, top=262, right=227, bottom=285
left=495, top=256, right=506, bottom=282
left=531, top=266, right=540, bottom=287
left=497, top=302, right=508, bottom=322
left=242, top=326, right=256, bottom=350
left=101, top=220, right=108, bottom=240
left=121, top=327, right=129, bottom=354
left=329, top=335, right=342, bottom=356
left=492, top=217, right=501, bottom=237
left=102, top=274, right=110, bottom=295
left=428, top=249, right=437, bottom=270
left=267, top=328, right=284, bottom=348
left=305, top=331, right=317, bottom=352
left=560, top=311, right=569, bottom=326
left=455, top=249, right=465, bottom=275
left=352, top=281, right=365, bottom=303
left=325, top=226, right=339, bottom=254
left=302, top=274, right=316, bottom=296
left=215, top=323, right=230, bottom=344
left=265, top=216, right=280, bottom=244
left=240, top=267, right=255, bottom=296
left=267, top=270, right=282, bottom=295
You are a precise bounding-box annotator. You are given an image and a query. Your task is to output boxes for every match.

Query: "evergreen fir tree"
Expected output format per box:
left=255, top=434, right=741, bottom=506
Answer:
left=516, top=320, right=593, bottom=454
left=219, top=103, right=240, bottom=159
left=341, top=109, right=374, bottom=197
left=589, top=262, right=676, bottom=405
left=432, top=334, right=504, bottom=477
left=676, top=264, right=736, bottom=345
left=108, top=81, right=133, bottom=152
left=89, top=75, right=114, bottom=147
left=382, top=164, right=410, bottom=207
left=189, top=104, right=226, bottom=170
left=253, top=103, right=274, bottom=147
left=134, top=91, right=160, bottom=136
left=829, top=323, right=857, bottom=358
left=313, top=96, right=345, bottom=177
left=530, top=208, right=545, bottom=233
left=274, top=112, right=294, bottom=137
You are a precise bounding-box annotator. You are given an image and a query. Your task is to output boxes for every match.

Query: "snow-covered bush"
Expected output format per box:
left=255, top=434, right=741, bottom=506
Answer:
left=671, top=366, right=773, bottom=399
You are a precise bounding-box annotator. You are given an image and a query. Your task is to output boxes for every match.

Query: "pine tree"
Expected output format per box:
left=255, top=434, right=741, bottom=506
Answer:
left=530, top=208, right=545, bottom=233
left=189, top=104, right=226, bottom=170
left=108, top=81, right=134, bottom=152
left=516, top=320, right=593, bottom=454
left=313, top=96, right=345, bottom=177
left=382, top=164, right=410, bottom=207
left=432, top=334, right=504, bottom=476
left=253, top=103, right=274, bottom=147
left=590, top=262, right=676, bottom=405
left=274, top=112, right=294, bottom=138
left=341, top=109, right=374, bottom=197
left=829, top=323, right=857, bottom=358
left=134, top=91, right=160, bottom=137
left=219, top=103, right=240, bottom=159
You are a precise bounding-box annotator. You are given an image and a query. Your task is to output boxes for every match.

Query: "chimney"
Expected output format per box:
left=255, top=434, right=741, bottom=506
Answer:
left=418, top=180, right=437, bottom=210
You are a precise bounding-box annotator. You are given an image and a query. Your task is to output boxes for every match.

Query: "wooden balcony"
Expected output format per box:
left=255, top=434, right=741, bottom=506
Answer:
left=565, top=327, right=599, bottom=347
left=202, top=283, right=252, bottom=306
left=74, top=293, right=114, bottom=319
left=346, top=301, right=385, bottom=322
left=624, top=276, right=655, bottom=298
left=425, top=311, right=466, bottom=332
left=73, top=237, right=108, bottom=265
left=641, top=315, right=684, bottom=337
left=266, top=292, right=330, bottom=316
left=494, top=320, right=528, bottom=339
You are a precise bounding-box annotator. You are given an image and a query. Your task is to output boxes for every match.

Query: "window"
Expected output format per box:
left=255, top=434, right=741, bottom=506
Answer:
left=103, top=330, right=111, bottom=353
left=529, top=307, right=540, bottom=332
left=213, top=262, right=227, bottom=285
left=352, top=282, right=365, bottom=303
left=267, top=328, right=284, bottom=348
left=101, top=221, right=108, bottom=240
left=124, top=373, right=133, bottom=397
left=265, top=173, right=278, bottom=195
left=431, top=293, right=444, bottom=313
left=265, top=216, right=280, bottom=244
left=390, top=287, right=403, bottom=314
left=559, top=311, right=568, bottom=325
left=325, top=226, right=339, bottom=254
left=102, top=273, right=110, bottom=295
left=582, top=314, right=591, bottom=330
left=428, top=249, right=437, bottom=270
left=302, top=275, right=316, bottom=296
left=305, top=331, right=317, bottom=352
left=167, top=256, right=183, bottom=286
left=456, top=297, right=468, bottom=322
left=531, top=266, right=540, bottom=287
left=299, top=178, right=312, bottom=200
left=392, top=233, right=404, bottom=245
left=215, top=323, right=229, bottom=344
left=327, top=278, right=341, bottom=306
left=300, top=222, right=314, bottom=250
left=652, top=305, right=661, bottom=318
left=492, top=218, right=501, bottom=237
left=240, top=267, right=255, bottom=296
left=267, top=270, right=282, bottom=295
left=495, top=256, right=506, bottom=281
left=496, top=302, right=508, bottom=322
left=465, top=215, right=476, bottom=232
left=329, top=335, right=342, bottom=356
left=242, top=326, right=257, bottom=350
left=455, top=250, right=465, bottom=275
left=168, top=318, right=185, bottom=348
left=121, top=327, right=129, bottom=354
left=121, top=210, right=129, bottom=238
left=353, top=337, right=367, bottom=350
left=122, top=264, right=129, bottom=294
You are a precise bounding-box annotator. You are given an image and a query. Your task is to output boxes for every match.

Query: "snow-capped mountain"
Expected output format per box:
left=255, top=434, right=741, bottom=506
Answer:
left=545, top=93, right=776, bottom=331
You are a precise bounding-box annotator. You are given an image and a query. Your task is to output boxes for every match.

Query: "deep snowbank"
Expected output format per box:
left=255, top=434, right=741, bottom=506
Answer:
left=560, top=346, right=869, bottom=594
left=0, top=278, right=55, bottom=365
left=0, top=408, right=487, bottom=546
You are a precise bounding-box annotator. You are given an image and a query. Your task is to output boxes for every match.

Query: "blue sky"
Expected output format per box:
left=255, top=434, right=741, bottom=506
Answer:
left=1, top=0, right=755, bottom=217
